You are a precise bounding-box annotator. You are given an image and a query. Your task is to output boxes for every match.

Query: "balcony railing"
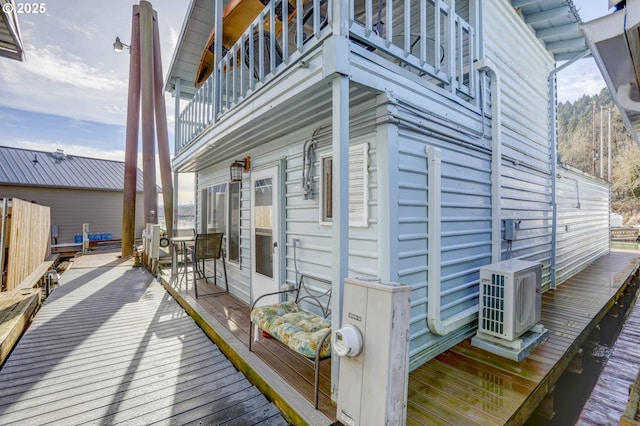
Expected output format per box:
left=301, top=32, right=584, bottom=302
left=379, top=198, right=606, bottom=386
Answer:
left=177, top=0, right=329, bottom=153
left=176, top=0, right=477, bottom=153
left=349, top=0, right=476, bottom=97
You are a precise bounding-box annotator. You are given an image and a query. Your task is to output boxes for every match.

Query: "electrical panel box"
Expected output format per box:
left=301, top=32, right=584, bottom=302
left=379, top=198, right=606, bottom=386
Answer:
left=478, top=259, right=542, bottom=341
left=504, top=219, right=518, bottom=241
left=335, top=279, right=411, bottom=426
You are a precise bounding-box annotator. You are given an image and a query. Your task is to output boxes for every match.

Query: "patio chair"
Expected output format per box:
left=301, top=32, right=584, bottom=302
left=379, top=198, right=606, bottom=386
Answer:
left=189, top=232, right=228, bottom=298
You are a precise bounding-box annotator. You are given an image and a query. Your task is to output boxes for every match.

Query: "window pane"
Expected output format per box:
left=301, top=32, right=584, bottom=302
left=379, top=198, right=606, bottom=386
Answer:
left=254, top=178, right=273, bottom=277
left=228, top=181, right=240, bottom=263
left=209, top=183, right=227, bottom=232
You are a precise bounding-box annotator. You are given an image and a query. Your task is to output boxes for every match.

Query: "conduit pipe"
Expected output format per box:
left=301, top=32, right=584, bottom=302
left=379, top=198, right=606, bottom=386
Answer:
left=425, top=146, right=479, bottom=335
left=426, top=58, right=501, bottom=336
left=475, top=58, right=502, bottom=264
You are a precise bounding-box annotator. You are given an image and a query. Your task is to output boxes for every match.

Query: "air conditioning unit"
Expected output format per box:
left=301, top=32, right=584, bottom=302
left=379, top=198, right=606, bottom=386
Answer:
left=478, top=259, right=541, bottom=342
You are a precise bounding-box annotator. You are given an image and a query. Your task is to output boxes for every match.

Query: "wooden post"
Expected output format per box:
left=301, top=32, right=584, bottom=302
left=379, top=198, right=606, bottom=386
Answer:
left=122, top=5, right=141, bottom=258
left=152, top=10, right=173, bottom=241
left=139, top=0, right=158, bottom=226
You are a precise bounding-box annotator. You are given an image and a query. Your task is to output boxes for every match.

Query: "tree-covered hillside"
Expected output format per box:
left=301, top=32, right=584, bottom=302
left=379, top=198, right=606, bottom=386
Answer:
left=558, top=88, right=640, bottom=203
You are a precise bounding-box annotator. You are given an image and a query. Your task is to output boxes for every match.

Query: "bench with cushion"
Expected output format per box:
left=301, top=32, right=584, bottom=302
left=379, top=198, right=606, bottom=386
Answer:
left=249, top=274, right=331, bottom=409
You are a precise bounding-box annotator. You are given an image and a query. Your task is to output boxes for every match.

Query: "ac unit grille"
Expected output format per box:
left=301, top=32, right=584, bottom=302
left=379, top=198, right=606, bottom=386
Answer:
left=478, top=260, right=542, bottom=341
left=481, top=273, right=506, bottom=336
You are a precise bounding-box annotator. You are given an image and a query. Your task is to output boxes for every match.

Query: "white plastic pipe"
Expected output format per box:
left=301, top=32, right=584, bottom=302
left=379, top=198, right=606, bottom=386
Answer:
left=426, top=59, right=502, bottom=336
left=426, top=146, right=479, bottom=336
left=475, top=58, right=502, bottom=263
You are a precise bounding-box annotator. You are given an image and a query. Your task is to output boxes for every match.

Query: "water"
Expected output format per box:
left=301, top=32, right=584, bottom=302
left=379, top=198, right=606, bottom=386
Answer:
left=525, top=276, right=639, bottom=425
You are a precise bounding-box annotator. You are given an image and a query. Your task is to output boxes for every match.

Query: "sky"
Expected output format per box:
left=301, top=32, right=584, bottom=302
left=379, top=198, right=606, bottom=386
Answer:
left=0, top=0, right=614, bottom=204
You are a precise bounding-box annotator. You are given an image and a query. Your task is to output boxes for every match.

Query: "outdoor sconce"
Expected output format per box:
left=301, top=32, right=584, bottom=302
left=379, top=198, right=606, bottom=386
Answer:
left=230, top=156, right=251, bottom=182
left=113, top=36, right=130, bottom=53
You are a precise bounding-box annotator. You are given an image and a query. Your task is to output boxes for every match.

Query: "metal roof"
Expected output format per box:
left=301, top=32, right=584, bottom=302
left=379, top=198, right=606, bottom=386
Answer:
left=0, top=146, right=147, bottom=191
left=0, top=0, right=24, bottom=61
left=512, top=0, right=588, bottom=61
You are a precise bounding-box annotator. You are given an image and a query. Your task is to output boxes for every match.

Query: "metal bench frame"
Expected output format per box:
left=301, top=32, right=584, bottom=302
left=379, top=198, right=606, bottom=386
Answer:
left=249, top=273, right=331, bottom=409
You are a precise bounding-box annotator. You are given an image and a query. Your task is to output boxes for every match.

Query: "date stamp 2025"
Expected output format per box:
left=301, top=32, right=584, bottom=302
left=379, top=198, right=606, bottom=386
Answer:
left=2, top=2, right=47, bottom=14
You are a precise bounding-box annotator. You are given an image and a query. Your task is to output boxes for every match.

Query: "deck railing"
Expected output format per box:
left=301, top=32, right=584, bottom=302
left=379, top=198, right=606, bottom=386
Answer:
left=177, top=0, right=329, bottom=152
left=349, top=0, right=476, bottom=97
left=176, top=0, right=477, bottom=153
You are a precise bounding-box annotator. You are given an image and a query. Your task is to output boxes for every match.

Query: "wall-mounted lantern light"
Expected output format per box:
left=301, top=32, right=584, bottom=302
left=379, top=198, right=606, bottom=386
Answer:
left=230, top=156, right=251, bottom=182
left=113, top=36, right=130, bottom=53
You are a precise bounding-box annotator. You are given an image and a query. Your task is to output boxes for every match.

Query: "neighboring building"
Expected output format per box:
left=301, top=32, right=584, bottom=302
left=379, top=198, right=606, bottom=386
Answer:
left=165, top=0, right=610, bottom=412
left=0, top=0, right=25, bottom=61
left=0, top=146, right=148, bottom=245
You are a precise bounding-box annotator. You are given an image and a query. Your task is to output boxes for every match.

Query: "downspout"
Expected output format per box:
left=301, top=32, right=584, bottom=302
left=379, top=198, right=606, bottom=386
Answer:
left=548, top=49, right=590, bottom=289
left=475, top=58, right=501, bottom=264
left=426, top=147, right=479, bottom=335
left=426, top=57, right=502, bottom=336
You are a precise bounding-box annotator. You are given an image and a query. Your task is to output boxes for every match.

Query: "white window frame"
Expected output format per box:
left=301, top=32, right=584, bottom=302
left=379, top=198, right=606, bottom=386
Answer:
left=206, top=180, right=241, bottom=266
left=319, top=142, right=369, bottom=227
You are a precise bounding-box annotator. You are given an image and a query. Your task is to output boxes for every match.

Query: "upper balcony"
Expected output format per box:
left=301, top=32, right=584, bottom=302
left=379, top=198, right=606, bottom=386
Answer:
left=168, top=0, right=478, bottom=155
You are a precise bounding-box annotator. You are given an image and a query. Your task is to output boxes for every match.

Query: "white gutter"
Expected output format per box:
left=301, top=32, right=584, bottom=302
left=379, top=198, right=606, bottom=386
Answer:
left=617, top=83, right=640, bottom=112
left=426, top=58, right=501, bottom=336
left=475, top=58, right=502, bottom=263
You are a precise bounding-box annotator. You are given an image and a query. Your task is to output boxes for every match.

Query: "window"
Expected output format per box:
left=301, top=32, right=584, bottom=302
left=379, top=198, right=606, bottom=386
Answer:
left=206, top=181, right=241, bottom=265
left=208, top=183, right=227, bottom=233
left=228, top=181, right=241, bottom=263
left=320, top=143, right=369, bottom=227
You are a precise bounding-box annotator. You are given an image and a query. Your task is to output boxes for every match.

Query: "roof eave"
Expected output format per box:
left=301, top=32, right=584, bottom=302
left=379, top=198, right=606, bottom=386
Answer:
left=582, top=3, right=640, bottom=148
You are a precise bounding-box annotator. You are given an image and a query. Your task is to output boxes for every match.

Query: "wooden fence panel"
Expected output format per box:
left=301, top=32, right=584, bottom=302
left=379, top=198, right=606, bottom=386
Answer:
left=6, top=198, right=51, bottom=291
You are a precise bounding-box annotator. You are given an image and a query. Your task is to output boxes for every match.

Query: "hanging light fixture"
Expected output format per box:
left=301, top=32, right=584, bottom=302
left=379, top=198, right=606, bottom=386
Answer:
left=230, top=156, right=251, bottom=182
left=113, top=36, right=130, bottom=53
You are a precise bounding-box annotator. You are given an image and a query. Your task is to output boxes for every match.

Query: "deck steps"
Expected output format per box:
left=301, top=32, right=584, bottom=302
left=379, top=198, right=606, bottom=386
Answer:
left=0, top=289, right=40, bottom=365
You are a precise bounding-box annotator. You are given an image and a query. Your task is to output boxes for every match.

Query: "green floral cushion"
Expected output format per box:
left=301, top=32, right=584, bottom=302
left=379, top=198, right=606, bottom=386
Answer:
left=251, top=301, right=331, bottom=358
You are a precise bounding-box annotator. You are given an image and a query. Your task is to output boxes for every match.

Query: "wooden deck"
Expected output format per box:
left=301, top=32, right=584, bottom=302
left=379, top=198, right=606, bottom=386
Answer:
left=161, top=266, right=335, bottom=425
left=162, top=250, right=640, bottom=425
left=578, top=272, right=640, bottom=425
left=0, top=251, right=287, bottom=425
left=407, top=251, right=640, bottom=425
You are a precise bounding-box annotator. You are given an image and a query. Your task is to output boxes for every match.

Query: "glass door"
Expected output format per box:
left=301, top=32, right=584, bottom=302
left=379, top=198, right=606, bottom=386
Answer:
left=251, top=166, right=279, bottom=305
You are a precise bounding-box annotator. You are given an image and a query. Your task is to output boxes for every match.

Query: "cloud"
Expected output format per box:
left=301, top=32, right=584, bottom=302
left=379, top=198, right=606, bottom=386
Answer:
left=557, top=58, right=607, bottom=103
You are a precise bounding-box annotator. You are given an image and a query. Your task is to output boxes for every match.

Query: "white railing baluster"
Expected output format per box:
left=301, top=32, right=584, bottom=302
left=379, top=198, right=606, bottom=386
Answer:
left=457, top=18, right=463, bottom=93
left=404, top=0, right=411, bottom=57
left=420, top=0, right=426, bottom=65
left=282, top=0, right=289, bottom=63
left=365, top=0, right=372, bottom=35
left=296, top=0, right=303, bottom=50
left=385, top=0, right=392, bottom=46
left=270, top=1, right=276, bottom=75
left=313, top=0, right=320, bottom=39
left=259, top=19, right=265, bottom=80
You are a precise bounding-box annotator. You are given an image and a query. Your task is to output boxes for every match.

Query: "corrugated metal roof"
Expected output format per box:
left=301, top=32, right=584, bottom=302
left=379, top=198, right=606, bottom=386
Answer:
left=512, top=0, right=588, bottom=61
left=0, top=146, right=147, bottom=191
left=0, top=0, right=24, bottom=61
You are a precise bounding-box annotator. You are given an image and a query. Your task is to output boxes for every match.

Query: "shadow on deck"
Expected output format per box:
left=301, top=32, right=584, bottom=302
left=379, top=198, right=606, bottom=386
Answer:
left=161, top=250, right=640, bottom=426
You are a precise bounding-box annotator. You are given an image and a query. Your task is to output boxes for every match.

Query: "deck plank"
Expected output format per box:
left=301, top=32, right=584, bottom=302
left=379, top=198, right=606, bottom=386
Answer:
left=0, top=251, right=287, bottom=426
left=578, top=276, right=640, bottom=425
left=408, top=251, right=640, bottom=425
